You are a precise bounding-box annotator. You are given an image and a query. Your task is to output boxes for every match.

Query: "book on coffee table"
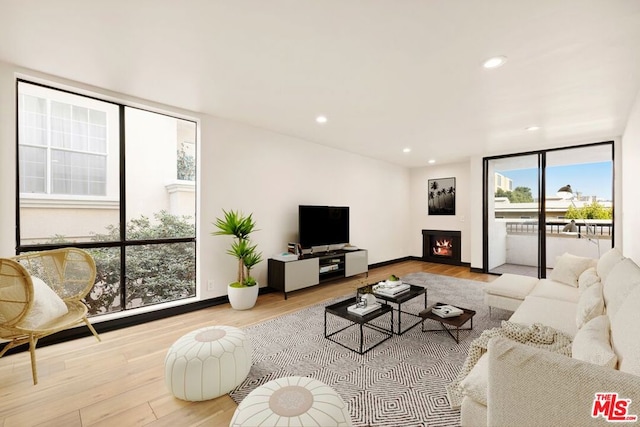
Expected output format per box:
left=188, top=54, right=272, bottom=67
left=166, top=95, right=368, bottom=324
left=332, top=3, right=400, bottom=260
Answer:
left=373, top=282, right=410, bottom=297
left=374, top=286, right=410, bottom=297
left=431, top=304, right=463, bottom=318
left=347, top=303, right=382, bottom=316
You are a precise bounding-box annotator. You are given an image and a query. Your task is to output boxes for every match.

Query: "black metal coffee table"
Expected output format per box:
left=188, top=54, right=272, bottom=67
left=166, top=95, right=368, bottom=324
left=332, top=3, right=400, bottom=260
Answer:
left=369, top=284, right=427, bottom=335
left=324, top=297, right=393, bottom=354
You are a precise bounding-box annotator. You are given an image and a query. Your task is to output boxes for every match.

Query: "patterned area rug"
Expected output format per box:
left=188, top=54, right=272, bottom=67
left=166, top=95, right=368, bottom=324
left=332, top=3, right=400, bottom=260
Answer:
left=230, top=272, right=510, bottom=427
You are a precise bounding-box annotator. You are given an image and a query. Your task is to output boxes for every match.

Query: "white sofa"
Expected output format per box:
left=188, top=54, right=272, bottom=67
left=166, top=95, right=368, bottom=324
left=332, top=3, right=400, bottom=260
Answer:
left=460, top=248, right=640, bottom=426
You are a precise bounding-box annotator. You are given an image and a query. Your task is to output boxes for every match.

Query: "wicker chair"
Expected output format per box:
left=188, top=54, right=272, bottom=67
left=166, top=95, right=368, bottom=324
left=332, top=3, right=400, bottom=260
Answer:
left=0, top=248, right=101, bottom=384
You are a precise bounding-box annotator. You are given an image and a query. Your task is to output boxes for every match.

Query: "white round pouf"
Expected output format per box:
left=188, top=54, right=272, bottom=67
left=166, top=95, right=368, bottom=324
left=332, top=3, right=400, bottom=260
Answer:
left=230, top=376, right=352, bottom=427
left=164, top=325, right=251, bottom=401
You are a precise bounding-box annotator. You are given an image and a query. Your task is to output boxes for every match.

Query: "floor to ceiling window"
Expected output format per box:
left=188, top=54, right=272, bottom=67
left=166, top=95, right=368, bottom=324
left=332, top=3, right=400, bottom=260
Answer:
left=17, top=80, right=197, bottom=316
left=484, top=142, right=613, bottom=277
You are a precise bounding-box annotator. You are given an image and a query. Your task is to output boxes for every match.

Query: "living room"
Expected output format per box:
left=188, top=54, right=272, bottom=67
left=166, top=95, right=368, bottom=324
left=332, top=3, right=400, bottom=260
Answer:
left=1, top=1, right=640, bottom=426
left=1, top=2, right=639, bottom=304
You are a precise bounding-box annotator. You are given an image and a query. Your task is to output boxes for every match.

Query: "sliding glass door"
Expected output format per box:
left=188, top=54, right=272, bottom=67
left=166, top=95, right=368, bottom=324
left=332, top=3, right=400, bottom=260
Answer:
left=485, top=154, right=541, bottom=276
left=484, top=142, right=613, bottom=278
left=545, top=145, right=613, bottom=263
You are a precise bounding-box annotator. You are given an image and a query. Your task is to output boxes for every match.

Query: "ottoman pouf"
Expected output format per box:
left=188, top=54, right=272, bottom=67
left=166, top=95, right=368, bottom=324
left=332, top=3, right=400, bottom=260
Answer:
left=230, top=376, right=352, bottom=427
left=164, top=325, right=251, bottom=401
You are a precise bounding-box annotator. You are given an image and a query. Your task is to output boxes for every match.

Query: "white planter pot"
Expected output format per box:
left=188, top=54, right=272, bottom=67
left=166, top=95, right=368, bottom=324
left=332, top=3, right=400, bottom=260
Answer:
left=227, top=283, right=259, bottom=310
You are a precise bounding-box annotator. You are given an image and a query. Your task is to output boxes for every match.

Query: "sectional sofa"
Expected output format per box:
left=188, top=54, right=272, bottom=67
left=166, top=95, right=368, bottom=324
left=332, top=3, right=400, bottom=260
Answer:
left=459, top=248, right=640, bottom=426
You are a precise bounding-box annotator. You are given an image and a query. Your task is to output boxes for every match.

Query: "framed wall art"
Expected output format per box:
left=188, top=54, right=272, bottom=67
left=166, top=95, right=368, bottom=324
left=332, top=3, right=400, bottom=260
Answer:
left=428, top=177, right=456, bottom=215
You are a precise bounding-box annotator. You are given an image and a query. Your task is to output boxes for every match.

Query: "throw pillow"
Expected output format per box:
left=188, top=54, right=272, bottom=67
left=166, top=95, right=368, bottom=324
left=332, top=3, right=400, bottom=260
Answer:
left=572, top=315, right=617, bottom=368
left=550, top=253, right=594, bottom=287
left=18, top=276, right=69, bottom=329
left=578, top=267, right=600, bottom=294
left=597, top=247, right=625, bottom=283
left=576, top=281, right=604, bottom=329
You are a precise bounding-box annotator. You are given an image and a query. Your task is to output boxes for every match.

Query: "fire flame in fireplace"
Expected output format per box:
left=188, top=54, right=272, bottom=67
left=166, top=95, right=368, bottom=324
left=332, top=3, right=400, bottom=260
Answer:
left=433, top=238, right=453, bottom=257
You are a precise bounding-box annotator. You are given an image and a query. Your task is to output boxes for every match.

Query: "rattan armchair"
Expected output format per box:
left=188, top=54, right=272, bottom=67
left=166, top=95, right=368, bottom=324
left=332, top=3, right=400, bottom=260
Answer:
left=0, top=248, right=101, bottom=384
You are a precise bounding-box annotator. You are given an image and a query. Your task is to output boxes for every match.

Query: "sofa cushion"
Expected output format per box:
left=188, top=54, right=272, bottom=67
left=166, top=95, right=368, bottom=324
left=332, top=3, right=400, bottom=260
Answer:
left=528, top=279, right=580, bottom=303
left=508, top=296, right=578, bottom=338
left=597, top=247, right=625, bottom=283
left=572, top=315, right=617, bottom=368
left=549, top=253, right=594, bottom=287
left=485, top=273, right=539, bottom=300
left=576, top=281, right=604, bottom=329
left=578, top=267, right=600, bottom=294
left=603, top=258, right=640, bottom=318
left=610, top=285, right=640, bottom=375
left=459, top=353, right=489, bottom=406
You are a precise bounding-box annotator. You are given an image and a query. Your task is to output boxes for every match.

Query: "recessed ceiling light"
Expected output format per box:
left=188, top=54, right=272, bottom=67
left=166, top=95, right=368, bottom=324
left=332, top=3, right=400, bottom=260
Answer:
left=526, top=125, right=540, bottom=131
left=482, top=56, right=508, bottom=69
left=403, top=148, right=411, bottom=153
left=315, top=115, right=327, bottom=124
left=428, top=159, right=436, bottom=164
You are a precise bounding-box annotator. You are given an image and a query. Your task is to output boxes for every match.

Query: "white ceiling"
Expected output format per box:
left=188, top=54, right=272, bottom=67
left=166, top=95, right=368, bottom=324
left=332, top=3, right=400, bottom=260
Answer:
left=1, top=0, right=639, bottom=168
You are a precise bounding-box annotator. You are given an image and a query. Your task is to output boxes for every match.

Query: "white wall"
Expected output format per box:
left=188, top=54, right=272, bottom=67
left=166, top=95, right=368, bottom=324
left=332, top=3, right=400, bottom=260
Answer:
left=409, top=161, right=471, bottom=263
left=0, top=61, right=412, bottom=302
left=198, top=117, right=411, bottom=297
left=622, top=89, right=640, bottom=261
left=0, top=63, right=14, bottom=255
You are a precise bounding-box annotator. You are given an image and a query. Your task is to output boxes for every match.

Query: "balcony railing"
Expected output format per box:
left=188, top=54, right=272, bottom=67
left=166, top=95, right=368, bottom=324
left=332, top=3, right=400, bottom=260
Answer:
left=505, top=220, right=612, bottom=237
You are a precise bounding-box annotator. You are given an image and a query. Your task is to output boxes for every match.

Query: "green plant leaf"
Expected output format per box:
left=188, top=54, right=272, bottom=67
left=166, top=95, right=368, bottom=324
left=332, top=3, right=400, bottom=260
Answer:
left=212, top=209, right=262, bottom=285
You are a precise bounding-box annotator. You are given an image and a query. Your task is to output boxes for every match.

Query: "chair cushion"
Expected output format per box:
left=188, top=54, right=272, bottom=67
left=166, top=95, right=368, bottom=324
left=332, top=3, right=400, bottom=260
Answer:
left=549, top=253, right=594, bottom=287
left=19, top=277, right=68, bottom=329
left=1, top=276, right=68, bottom=328
left=572, top=315, right=616, bottom=368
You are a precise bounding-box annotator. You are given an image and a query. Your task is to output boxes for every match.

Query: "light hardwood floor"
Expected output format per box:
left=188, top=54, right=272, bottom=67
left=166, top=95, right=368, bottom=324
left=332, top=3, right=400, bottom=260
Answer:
left=0, top=260, right=495, bottom=427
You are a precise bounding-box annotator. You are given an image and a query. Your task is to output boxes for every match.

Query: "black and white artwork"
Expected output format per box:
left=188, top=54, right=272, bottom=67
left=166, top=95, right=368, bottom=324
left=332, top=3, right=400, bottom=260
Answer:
left=428, top=177, right=456, bottom=215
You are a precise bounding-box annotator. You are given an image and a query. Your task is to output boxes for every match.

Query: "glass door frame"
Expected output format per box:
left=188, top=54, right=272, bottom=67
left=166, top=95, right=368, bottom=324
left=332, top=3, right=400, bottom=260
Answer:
left=482, top=141, right=615, bottom=277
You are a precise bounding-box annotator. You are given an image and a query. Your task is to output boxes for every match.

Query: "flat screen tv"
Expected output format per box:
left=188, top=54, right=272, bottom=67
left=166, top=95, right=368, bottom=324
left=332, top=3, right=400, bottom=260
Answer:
left=298, top=205, right=349, bottom=248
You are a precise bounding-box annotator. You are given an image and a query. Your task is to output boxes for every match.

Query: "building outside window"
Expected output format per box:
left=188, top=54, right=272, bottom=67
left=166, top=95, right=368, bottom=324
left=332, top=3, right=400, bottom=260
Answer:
left=17, top=81, right=197, bottom=316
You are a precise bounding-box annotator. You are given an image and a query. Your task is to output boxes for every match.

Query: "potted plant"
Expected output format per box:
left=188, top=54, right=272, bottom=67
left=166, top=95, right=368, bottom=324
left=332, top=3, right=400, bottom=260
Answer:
left=212, top=209, right=263, bottom=310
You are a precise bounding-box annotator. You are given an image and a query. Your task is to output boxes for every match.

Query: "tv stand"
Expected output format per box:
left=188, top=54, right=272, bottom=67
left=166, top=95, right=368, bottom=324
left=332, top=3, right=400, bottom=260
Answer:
left=268, top=249, right=368, bottom=299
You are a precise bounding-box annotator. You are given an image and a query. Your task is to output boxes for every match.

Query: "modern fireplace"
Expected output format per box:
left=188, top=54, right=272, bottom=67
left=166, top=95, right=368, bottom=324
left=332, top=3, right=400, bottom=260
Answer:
left=422, top=229, right=462, bottom=265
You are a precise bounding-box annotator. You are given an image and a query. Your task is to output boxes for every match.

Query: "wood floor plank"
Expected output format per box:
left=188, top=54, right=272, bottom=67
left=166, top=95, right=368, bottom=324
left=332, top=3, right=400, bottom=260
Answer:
left=33, top=411, right=82, bottom=427
left=84, top=403, right=157, bottom=427
left=0, top=260, right=493, bottom=426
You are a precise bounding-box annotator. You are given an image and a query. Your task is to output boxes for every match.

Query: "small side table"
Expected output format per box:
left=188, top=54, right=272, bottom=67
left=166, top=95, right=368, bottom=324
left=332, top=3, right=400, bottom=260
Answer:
left=420, top=302, right=476, bottom=343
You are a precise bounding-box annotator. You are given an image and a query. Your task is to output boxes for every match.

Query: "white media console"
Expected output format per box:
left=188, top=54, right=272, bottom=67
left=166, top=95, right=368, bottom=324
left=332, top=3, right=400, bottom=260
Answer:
left=267, top=249, right=368, bottom=299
